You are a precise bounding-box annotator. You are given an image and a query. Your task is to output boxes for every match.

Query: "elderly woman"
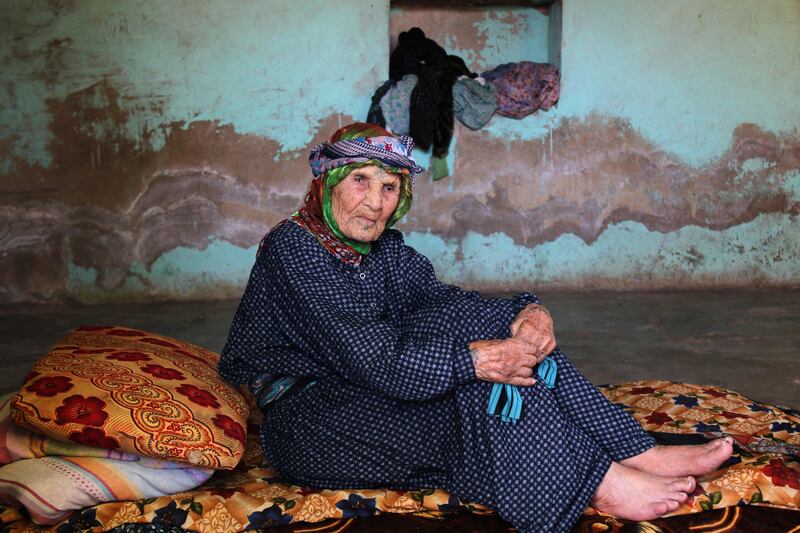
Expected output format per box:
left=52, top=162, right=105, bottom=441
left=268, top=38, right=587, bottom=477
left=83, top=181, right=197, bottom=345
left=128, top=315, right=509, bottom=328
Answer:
left=219, top=123, right=733, bottom=532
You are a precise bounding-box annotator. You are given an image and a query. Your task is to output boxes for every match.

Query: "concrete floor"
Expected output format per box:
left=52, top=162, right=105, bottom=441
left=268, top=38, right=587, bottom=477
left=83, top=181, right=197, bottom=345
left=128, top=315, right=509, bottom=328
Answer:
left=1, top=290, right=798, bottom=409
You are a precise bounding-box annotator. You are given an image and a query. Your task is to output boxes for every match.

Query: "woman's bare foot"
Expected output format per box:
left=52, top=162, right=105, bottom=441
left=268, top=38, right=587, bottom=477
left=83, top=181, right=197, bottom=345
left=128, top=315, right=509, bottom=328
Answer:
left=592, top=462, right=696, bottom=521
left=621, top=437, right=734, bottom=477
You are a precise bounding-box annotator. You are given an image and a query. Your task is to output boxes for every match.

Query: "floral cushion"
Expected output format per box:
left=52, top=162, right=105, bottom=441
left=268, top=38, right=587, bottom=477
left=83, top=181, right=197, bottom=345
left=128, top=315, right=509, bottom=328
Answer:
left=10, top=326, right=249, bottom=469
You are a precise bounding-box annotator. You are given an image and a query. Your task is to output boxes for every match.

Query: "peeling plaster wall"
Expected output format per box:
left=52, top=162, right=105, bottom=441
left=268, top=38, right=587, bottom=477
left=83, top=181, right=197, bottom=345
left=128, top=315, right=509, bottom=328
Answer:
left=0, top=1, right=388, bottom=302
left=1, top=0, right=799, bottom=303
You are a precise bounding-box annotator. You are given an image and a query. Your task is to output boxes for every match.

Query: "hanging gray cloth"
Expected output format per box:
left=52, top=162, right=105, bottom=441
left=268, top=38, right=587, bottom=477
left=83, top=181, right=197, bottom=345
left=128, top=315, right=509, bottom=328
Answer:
left=379, top=74, right=418, bottom=135
left=453, top=76, right=497, bottom=130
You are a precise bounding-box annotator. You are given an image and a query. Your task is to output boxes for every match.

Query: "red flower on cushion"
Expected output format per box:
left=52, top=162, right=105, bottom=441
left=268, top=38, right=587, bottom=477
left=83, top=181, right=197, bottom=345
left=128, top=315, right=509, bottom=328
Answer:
left=26, top=376, right=73, bottom=397
left=206, top=486, right=239, bottom=499
left=106, top=328, right=146, bottom=337
left=213, top=414, right=246, bottom=445
left=762, top=458, right=800, bottom=489
left=55, top=395, right=109, bottom=426
left=141, top=364, right=185, bottom=380
left=23, top=370, right=41, bottom=383
left=630, top=386, right=656, bottom=395
left=645, top=412, right=672, bottom=426
left=685, top=483, right=705, bottom=506
left=106, top=351, right=151, bottom=362
left=176, top=384, right=220, bottom=408
left=72, top=348, right=113, bottom=355
left=68, top=427, right=120, bottom=449
left=172, top=349, right=213, bottom=366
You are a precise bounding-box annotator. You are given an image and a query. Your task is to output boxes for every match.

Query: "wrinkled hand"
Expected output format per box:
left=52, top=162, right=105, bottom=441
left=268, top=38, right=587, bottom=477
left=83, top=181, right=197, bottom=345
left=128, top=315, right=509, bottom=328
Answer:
left=469, top=338, right=538, bottom=386
left=510, top=304, right=556, bottom=364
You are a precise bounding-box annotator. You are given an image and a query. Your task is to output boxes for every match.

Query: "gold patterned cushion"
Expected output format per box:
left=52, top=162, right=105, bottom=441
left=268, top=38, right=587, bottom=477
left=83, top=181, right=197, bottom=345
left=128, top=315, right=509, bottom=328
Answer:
left=11, top=326, right=249, bottom=470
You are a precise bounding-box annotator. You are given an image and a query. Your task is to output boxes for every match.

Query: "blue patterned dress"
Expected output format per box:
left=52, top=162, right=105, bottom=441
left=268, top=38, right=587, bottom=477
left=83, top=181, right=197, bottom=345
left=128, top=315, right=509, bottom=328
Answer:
left=219, top=221, right=656, bottom=532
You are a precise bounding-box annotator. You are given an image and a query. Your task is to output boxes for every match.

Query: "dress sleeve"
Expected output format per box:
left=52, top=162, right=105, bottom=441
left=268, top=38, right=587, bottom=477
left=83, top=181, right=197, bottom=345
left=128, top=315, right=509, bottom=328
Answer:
left=400, top=240, right=540, bottom=337
left=218, top=246, right=331, bottom=386
left=262, top=233, right=477, bottom=402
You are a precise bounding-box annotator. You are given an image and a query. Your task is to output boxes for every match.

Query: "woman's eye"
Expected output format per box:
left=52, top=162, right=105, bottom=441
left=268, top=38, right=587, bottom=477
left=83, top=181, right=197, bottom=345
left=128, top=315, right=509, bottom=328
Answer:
left=353, top=175, right=365, bottom=182
left=384, top=185, right=396, bottom=192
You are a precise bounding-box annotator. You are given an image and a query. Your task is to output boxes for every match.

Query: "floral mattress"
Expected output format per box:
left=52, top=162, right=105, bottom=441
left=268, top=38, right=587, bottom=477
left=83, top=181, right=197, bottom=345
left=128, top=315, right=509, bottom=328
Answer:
left=0, top=378, right=796, bottom=532
left=0, top=327, right=798, bottom=532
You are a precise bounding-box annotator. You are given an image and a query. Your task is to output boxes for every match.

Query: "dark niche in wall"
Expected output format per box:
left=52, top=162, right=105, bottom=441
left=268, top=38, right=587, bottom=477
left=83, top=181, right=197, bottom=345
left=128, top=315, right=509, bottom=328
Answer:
left=392, top=0, right=554, bottom=6
left=389, top=0, right=562, bottom=70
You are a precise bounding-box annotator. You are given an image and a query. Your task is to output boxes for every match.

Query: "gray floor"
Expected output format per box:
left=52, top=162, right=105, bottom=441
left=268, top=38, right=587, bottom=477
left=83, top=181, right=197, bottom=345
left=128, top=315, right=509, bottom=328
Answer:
left=1, top=290, right=798, bottom=409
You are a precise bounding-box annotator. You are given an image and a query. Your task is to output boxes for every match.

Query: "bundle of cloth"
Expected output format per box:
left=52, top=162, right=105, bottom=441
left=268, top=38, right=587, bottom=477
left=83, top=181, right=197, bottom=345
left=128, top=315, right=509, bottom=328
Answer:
left=482, top=61, right=560, bottom=119
left=367, top=27, right=561, bottom=179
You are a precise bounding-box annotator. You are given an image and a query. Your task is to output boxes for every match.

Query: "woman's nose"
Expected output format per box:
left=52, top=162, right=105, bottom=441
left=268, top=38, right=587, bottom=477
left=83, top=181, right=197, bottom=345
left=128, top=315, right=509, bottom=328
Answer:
left=363, top=183, right=383, bottom=210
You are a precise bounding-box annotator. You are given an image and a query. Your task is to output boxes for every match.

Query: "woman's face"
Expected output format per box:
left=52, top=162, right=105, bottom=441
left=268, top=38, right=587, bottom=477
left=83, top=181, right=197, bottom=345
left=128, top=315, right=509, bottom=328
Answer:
left=330, top=165, right=401, bottom=243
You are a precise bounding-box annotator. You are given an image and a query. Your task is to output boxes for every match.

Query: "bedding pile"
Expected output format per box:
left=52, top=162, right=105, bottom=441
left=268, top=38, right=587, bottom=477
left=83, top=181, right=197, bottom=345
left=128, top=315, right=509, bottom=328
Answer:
left=0, top=328, right=797, bottom=532
left=0, top=326, right=249, bottom=526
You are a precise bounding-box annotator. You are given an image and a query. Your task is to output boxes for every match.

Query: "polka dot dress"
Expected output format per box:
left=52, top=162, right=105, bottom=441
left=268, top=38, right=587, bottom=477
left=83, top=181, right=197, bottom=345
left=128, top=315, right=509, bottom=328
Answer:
left=219, top=222, right=656, bottom=532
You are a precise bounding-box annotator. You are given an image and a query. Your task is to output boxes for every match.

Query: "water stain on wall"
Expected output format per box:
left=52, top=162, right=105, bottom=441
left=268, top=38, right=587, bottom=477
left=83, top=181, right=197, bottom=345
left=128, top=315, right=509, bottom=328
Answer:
left=2, top=0, right=799, bottom=302
left=2, top=77, right=798, bottom=302
left=404, top=118, right=800, bottom=251
left=0, top=78, right=344, bottom=302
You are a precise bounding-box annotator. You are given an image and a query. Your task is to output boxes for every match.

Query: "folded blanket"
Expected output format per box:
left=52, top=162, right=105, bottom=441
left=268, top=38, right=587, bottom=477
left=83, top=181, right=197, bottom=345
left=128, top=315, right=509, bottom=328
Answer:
left=0, top=456, right=212, bottom=524
left=0, top=393, right=143, bottom=464
left=0, top=393, right=213, bottom=524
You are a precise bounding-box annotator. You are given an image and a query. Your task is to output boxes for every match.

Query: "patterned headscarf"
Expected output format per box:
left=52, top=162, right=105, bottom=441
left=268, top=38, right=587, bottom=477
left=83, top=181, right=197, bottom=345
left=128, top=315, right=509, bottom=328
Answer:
left=290, top=123, right=421, bottom=264
left=309, top=134, right=423, bottom=178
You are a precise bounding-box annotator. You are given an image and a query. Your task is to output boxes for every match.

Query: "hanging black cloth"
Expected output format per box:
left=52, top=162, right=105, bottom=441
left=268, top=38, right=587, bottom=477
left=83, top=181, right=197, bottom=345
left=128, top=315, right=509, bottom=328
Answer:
left=389, top=28, right=471, bottom=158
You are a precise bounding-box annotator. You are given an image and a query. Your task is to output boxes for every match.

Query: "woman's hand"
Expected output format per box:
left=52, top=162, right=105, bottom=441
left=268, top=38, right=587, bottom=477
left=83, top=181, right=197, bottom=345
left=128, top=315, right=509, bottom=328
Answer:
left=510, top=304, right=556, bottom=364
left=469, top=338, right=539, bottom=386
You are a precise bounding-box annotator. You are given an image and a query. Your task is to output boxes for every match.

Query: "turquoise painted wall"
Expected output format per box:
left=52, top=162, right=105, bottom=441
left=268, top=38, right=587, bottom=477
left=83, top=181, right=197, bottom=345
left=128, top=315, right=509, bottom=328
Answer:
left=397, top=0, right=800, bottom=291
left=1, top=0, right=386, bottom=166
left=1, top=0, right=798, bottom=302
left=0, top=0, right=389, bottom=301
left=483, top=0, right=800, bottom=167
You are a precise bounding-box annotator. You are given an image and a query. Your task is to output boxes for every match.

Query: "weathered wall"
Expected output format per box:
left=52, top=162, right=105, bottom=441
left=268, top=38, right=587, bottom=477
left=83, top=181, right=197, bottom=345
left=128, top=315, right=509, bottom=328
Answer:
left=393, top=1, right=800, bottom=291
left=0, top=0, right=388, bottom=302
left=1, top=0, right=799, bottom=303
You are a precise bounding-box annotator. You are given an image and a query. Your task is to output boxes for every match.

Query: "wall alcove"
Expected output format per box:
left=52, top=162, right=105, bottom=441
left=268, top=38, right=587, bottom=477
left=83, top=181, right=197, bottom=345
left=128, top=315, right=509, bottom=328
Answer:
left=389, top=0, right=562, bottom=71
left=380, top=0, right=563, bottom=180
